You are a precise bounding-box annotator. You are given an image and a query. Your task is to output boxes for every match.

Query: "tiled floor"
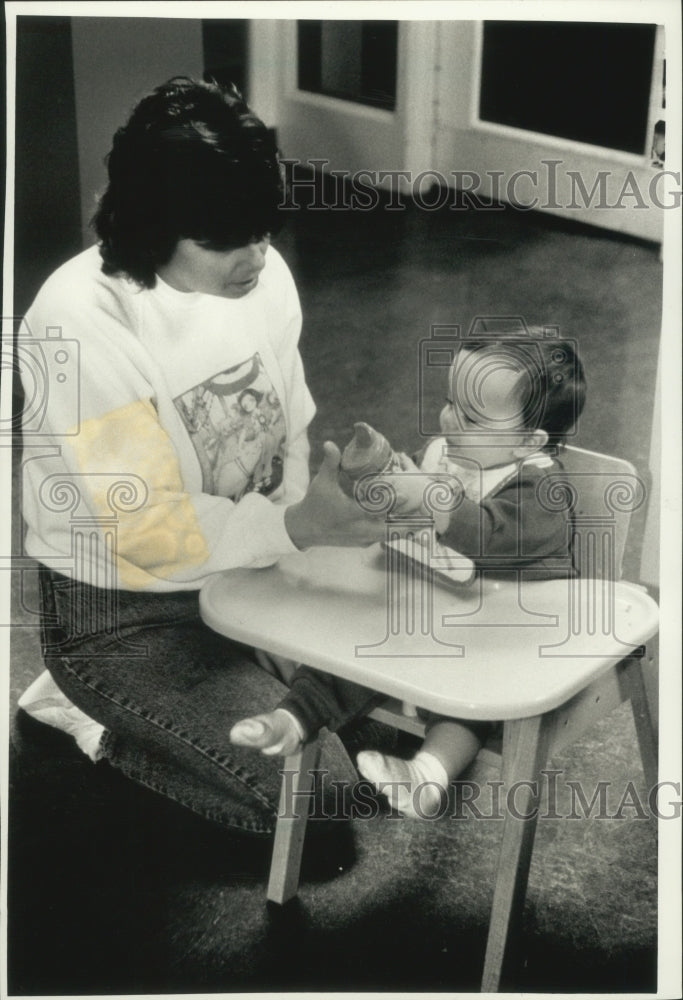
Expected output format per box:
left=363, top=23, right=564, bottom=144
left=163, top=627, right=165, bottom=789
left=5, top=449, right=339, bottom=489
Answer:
left=8, top=196, right=662, bottom=993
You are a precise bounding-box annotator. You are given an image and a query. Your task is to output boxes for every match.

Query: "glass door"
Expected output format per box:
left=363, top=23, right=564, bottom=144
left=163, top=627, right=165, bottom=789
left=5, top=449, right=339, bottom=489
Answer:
left=248, top=18, right=437, bottom=189
left=433, top=20, right=666, bottom=241
left=297, top=20, right=398, bottom=110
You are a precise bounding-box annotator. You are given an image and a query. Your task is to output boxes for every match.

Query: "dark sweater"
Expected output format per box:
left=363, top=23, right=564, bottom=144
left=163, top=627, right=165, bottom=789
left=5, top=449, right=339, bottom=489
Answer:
left=416, top=447, right=577, bottom=579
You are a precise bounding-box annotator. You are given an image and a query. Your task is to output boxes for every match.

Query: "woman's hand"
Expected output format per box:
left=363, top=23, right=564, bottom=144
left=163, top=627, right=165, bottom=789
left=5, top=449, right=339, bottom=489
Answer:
left=284, top=441, right=388, bottom=549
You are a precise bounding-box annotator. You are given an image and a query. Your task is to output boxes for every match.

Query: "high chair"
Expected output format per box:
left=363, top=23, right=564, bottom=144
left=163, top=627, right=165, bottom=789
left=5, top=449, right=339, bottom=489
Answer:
left=200, top=446, right=659, bottom=992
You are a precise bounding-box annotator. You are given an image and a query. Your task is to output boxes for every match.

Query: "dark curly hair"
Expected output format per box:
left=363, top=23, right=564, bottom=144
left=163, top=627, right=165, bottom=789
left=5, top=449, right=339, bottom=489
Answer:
left=454, top=326, right=587, bottom=449
left=92, top=77, right=285, bottom=288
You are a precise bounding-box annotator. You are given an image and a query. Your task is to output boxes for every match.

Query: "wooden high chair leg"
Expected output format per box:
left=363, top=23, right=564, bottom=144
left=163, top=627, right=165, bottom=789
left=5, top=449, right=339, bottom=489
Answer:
left=481, top=713, right=554, bottom=993
left=621, top=649, right=659, bottom=792
left=267, top=737, right=321, bottom=905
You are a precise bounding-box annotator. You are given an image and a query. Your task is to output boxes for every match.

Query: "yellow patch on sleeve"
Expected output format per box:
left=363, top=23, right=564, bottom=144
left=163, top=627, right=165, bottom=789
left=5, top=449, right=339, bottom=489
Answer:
left=69, top=398, right=210, bottom=587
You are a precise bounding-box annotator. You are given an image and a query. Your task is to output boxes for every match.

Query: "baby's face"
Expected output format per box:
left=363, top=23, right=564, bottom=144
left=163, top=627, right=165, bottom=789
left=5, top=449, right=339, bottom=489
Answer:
left=439, top=349, right=534, bottom=468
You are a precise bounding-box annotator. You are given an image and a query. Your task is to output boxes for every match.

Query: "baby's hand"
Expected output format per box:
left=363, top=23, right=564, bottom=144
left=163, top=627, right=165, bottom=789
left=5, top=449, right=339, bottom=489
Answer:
left=394, top=454, right=433, bottom=513
left=379, top=454, right=440, bottom=517
left=380, top=454, right=461, bottom=531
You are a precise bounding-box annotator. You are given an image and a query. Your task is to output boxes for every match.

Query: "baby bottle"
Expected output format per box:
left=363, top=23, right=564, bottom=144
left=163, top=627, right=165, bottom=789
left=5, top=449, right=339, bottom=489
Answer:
left=338, top=422, right=401, bottom=498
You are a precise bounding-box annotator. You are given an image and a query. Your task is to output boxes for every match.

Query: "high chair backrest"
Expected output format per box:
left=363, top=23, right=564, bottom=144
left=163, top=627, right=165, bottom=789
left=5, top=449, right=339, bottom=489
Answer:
left=543, top=445, right=645, bottom=581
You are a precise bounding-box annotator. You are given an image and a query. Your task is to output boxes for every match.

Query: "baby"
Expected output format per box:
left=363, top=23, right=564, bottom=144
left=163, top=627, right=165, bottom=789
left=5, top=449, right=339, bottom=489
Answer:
left=231, top=329, right=586, bottom=817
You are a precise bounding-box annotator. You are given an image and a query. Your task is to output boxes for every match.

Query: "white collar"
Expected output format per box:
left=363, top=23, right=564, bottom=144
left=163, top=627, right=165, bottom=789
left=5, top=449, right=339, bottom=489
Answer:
left=422, top=438, right=553, bottom=502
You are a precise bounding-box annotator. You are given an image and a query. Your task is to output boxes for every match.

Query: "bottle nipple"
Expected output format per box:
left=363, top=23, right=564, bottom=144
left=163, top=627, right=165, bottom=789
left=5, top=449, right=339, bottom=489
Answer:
left=339, top=422, right=398, bottom=497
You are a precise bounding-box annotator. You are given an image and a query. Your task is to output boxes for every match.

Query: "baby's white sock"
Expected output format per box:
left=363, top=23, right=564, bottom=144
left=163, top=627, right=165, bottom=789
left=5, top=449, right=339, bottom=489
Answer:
left=357, top=749, right=450, bottom=818
left=230, top=708, right=305, bottom=757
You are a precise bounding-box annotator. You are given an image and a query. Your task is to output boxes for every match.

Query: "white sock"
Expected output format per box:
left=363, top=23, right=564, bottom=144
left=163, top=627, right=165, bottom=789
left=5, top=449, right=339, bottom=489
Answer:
left=357, top=749, right=449, bottom=819
left=230, top=708, right=305, bottom=757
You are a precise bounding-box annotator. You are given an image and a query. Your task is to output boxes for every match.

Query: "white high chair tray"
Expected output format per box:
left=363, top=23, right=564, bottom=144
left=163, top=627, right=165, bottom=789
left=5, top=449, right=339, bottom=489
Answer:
left=200, top=544, right=659, bottom=721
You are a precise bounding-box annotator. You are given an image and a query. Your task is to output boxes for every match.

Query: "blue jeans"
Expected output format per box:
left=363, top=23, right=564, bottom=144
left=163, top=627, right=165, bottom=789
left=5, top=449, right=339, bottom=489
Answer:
left=37, top=566, right=360, bottom=836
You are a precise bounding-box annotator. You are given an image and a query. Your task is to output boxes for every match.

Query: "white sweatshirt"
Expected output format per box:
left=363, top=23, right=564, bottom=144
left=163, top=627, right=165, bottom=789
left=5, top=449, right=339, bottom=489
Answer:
left=20, top=244, right=315, bottom=591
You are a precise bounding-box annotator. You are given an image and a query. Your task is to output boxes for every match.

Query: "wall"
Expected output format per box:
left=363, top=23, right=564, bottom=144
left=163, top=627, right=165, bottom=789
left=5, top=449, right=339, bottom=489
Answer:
left=14, top=16, right=82, bottom=316
left=71, top=17, right=204, bottom=247
left=12, top=14, right=205, bottom=312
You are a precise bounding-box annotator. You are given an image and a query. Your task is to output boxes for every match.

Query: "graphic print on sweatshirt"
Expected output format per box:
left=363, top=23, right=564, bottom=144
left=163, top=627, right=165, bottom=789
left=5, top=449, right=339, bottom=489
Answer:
left=174, top=354, right=286, bottom=501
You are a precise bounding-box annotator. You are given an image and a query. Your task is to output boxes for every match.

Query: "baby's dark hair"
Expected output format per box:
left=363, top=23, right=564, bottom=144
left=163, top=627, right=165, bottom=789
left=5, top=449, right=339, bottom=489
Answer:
left=92, top=77, right=284, bottom=287
left=456, top=327, right=586, bottom=449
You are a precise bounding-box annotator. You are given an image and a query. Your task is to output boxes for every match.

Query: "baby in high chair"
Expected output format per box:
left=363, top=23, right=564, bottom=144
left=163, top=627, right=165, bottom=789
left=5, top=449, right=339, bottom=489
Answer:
left=231, top=329, right=586, bottom=817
